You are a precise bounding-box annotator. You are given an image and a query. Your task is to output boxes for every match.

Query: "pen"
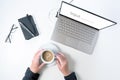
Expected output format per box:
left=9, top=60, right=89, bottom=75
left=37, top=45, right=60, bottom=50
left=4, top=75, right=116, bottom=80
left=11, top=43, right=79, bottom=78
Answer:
left=19, top=22, right=35, bottom=37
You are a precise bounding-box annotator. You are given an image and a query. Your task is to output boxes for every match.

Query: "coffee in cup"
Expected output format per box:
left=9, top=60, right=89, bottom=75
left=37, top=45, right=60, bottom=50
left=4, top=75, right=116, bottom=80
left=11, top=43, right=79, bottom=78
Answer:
left=41, top=50, right=55, bottom=64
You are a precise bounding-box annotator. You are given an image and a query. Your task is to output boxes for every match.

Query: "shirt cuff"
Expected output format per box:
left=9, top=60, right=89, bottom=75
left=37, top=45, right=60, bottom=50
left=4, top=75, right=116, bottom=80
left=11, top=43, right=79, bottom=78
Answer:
left=23, top=68, right=40, bottom=80
left=64, top=72, right=77, bottom=80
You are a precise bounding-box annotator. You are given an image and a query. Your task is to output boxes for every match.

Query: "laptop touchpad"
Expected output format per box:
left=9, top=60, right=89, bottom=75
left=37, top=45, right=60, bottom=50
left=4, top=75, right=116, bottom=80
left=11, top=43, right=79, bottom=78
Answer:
left=65, top=37, right=78, bottom=49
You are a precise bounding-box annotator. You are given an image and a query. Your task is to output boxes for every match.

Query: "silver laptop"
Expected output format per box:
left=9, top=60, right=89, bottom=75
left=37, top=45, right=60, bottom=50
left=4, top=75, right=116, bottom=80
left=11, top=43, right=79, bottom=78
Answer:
left=51, top=1, right=116, bottom=54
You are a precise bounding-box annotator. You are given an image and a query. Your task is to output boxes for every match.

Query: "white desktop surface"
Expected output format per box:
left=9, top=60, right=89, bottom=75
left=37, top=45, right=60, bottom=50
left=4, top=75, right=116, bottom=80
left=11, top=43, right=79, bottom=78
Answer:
left=0, top=0, right=120, bottom=80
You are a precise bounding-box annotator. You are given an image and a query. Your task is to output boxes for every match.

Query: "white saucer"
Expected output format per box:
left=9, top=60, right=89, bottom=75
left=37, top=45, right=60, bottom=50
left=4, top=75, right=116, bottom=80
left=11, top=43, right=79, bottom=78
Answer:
left=40, top=43, right=60, bottom=66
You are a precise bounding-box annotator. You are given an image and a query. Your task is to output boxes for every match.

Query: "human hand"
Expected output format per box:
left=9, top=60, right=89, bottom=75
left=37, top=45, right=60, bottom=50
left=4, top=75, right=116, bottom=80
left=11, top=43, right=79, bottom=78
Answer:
left=30, top=50, right=45, bottom=73
left=56, top=53, right=71, bottom=76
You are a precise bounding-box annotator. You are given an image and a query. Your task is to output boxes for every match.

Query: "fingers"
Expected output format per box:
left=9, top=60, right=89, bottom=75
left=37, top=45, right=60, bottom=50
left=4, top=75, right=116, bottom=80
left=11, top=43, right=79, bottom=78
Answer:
left=56, top=54, right=63, bottom=64
left=34, top=50, right=40, bottom=57
left=34, top=49, right=44, bottom=58
left=36, top=49, right=44, bottom=56
left=56, top=53, right=66, bottom=61
left=57, top=52, right=66, bottom=58
left=59, top=53, right=65, bottom=57
left=39, top=63, right=45, bottom=69
left=56, top=59, right=61, bottom=68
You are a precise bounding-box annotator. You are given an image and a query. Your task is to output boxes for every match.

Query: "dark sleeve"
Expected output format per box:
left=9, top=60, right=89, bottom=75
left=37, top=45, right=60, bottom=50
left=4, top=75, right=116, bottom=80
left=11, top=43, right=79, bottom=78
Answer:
left=22, top=68, right=40, bottom=80
left=64, top=72, right=77, bottom=80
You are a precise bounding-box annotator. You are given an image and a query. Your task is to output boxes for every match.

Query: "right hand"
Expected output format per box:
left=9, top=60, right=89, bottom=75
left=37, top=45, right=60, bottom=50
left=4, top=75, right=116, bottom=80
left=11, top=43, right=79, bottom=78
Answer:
left=56, top=53, right=71, bottom=76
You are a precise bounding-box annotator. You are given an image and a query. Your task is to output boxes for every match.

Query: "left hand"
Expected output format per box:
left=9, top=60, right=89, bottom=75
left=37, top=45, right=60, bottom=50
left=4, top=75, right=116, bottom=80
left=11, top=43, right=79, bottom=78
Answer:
left=30, top=50, right=45, bottom=73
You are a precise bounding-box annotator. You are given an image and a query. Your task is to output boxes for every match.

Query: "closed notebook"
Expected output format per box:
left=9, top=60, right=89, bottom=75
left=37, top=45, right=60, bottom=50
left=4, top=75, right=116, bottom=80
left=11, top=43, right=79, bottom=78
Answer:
left=18, top=14, right=39, bottom=40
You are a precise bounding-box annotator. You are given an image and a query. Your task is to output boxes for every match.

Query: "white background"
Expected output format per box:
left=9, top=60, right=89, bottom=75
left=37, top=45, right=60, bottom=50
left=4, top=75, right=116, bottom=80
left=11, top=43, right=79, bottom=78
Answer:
left=0, top=0, right=120, bottom=80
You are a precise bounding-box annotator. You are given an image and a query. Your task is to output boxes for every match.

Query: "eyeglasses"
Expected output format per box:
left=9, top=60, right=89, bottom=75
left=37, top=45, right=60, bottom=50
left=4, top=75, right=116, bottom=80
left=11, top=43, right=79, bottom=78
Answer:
left=5, top=24, right=18, bottom=43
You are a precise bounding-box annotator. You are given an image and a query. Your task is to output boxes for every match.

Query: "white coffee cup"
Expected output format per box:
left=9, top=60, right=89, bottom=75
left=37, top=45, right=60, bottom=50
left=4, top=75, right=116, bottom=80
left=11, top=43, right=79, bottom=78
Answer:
left=41, top=50, right=55, bottom=64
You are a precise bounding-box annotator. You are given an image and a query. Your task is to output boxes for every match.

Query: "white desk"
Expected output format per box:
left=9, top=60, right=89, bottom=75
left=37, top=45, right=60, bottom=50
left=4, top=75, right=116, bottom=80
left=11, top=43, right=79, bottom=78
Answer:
left=0, top=0, right=120, bottom=80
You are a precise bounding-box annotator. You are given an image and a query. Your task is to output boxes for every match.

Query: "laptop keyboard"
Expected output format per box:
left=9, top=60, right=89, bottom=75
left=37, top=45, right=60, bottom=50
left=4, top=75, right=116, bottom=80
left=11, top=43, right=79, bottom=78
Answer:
left=55, top=15, right=97, bottom=45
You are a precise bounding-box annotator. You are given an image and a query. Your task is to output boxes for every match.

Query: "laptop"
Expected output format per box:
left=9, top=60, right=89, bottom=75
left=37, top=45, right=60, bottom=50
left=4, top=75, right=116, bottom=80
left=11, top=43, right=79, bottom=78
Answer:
left=51, top=1, right=117, bottom=54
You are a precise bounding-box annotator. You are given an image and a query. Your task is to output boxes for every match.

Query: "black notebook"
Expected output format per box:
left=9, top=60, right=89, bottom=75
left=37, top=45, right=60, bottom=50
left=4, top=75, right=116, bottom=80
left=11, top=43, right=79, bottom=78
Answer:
left=18, top=14, right=39, bottom=40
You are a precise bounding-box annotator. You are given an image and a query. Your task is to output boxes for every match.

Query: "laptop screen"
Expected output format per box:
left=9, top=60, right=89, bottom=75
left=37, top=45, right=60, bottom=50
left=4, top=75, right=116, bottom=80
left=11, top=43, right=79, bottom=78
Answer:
left=59, top=1, right=116, bottom=30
